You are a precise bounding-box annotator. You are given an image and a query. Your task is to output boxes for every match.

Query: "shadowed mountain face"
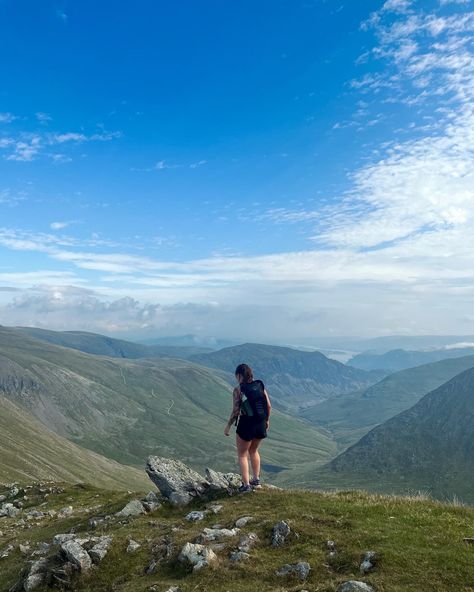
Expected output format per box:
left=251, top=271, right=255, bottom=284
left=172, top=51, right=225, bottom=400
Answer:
left=303, top=354, right=474, bottom=449
left=328, top=367, right=474, bottom=502
left=348, top=347, right=474, bottom=372
left=0, top=328, right=336, bottom=482
left=11, top=326, right=211, bottom=359
left=0, top=395, right=149, bottom=489
left=191, top=343, right=384, bottom=413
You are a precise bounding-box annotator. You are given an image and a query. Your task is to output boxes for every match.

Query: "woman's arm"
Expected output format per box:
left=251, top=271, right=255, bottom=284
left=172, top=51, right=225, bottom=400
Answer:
left=264, top=389, right=271, bottom=429
left=224, top=387, right=241, bottom=436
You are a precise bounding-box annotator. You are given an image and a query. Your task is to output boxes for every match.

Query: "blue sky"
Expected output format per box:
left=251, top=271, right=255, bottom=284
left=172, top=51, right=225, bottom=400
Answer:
left=1, top=0, right=473, bottom=341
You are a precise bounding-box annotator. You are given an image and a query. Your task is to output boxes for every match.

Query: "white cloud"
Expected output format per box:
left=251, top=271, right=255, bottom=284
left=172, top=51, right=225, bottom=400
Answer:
left=50, top=221, right=75, bottom=230
left=5, top=136, right=41, bottom=161
left=0, top=189, right=26, bottom=206
left=0, top=112, right=18, bottom=123
left=36, top=112, right=52, bottom=123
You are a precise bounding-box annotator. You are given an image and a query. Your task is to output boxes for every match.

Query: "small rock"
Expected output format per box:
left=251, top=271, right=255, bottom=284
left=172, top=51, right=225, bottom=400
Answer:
left=186, top=510, right=206, bottom=522
left=31, top=542, right=50, bottom=556
left=165, top=587, right=182, bottom=592
left=116, top=500, right=146, bottom=517
left=178, top=542, right=217, bottom=571
left=276, top=561, right=311, bottom=581
left=238, top=532, right=259, bottom=552
left=23, top=573, right=45, bottom=591
left=271, top=520, right=290, bottom=547
left=58, top=506, right=73, bottom=518
left=60, top=539, right=92, bottom=571
left=326, top=540, right=336, bottom=550
left=145, top=491, right=160, bottom=503
left=235, top=516, right=253, bottom=528
left=143, top=501, right=161, bottom=513
left=19, top=543, right=31, bottom=554
left=26, top=510, right=44, bottom=520
left=127, top=539, right=141, bottom=553
left=88, top=517, right=105, bottom=529
left=230, top=550, right=250, bottom=562
left=463, top=537, right=474, bottom=544
left=145, top=560, right=158, bottom=575
left=360, top=551, right=377, bottom=574
left=89, top=536, right=112, bottom=564
left=53, top=533, right=76, bottom=545
left=0, top=543, right=14, bottom=558
left=198, top=527, right=240, bottom=543
left=208, top=504, right=223, bottom=514
left=338, top=582, right=375, bottom=592
left=0, top=503, right=20, bottom=518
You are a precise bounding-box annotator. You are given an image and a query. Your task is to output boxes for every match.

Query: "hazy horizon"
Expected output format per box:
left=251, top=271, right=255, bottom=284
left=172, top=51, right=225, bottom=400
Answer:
left=1, top=0, right=473, bottom=340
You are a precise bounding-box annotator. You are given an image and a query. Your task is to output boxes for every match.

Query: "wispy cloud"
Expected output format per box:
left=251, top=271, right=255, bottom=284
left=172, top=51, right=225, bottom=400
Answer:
left=50, top=221, right=77, bottom=230
left=0, top=189, right=27, bottom=206
left=36, top=112, right=52, bottom=123
left=0, top=124, right=121, bottom=162
left=0, top=112, right=18, bottom=123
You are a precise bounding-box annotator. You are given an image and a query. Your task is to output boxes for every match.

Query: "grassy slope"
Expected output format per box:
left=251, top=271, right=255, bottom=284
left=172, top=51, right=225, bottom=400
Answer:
left=0, top=395, right=149, bottom=490
left=303, top=354, right=474, bottom=450
left=1, top=482, right=473, bottom=592
left=321, top=367, right=474, bottom=503
left=0, top=328, right=336, bottom=482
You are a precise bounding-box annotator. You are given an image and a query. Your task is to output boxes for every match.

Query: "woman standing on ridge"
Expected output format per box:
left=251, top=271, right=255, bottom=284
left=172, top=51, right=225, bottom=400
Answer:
left=224, top=363, right=272, bottom=492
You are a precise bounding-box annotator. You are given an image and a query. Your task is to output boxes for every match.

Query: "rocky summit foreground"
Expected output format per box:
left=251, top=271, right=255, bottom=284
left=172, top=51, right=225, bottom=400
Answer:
left=0, top=458, right=473, bottom=592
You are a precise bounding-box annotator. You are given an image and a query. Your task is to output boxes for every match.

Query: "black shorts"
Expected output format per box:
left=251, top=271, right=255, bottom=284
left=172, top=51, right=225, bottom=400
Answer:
left=236, top=415, right=267, bottom=442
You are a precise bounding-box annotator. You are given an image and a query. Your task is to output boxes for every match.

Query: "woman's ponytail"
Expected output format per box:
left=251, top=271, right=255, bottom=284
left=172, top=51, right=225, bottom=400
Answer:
left=235, top=363, right=254, bottom=383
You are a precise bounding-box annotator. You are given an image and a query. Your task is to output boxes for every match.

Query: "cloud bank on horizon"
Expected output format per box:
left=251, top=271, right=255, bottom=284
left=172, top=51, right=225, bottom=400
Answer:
left=0, top=0, right=473, bottom=340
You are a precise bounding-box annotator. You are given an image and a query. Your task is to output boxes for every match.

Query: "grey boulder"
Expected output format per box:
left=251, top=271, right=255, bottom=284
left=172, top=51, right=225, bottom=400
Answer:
left=116, top=500, right=146, bottom=517
left=178, top=542, right=217, bottom=571
left=60, top=540, right=92, bottom=571
left=146, top=457, right=210, bottom=506
left=271, top=520, right=290, bottom=547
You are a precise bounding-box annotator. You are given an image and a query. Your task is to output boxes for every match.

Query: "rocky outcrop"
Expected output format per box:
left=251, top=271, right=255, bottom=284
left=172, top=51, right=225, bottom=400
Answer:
left=146, top=456, right=241, bottom=506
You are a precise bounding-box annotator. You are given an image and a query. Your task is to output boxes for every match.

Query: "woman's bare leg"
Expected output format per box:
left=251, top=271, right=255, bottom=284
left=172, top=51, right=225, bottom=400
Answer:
left=236, top=435, right=252, bottom=485
left=249, top=438, right=263, bottom=480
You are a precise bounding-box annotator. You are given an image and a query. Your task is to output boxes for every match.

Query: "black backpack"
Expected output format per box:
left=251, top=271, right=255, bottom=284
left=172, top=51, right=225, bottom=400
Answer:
left=240, top=380, right=267, bottom=419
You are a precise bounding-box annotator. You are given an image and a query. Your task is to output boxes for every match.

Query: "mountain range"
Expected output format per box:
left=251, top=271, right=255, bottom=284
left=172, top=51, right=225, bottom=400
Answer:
left=302, top=354, right=474, bottom=449
left=348, top=346, right=474, bottom=372
left=190, top=343, right=384, bottom=413
left=0, top=327, right=336, bottom=484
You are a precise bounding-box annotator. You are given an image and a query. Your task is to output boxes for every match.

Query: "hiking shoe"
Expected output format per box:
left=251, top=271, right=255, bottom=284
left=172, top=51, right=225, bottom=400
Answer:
left=238, top=484, right=253, bottom=493
left=250, top=477, right=261, bottom=489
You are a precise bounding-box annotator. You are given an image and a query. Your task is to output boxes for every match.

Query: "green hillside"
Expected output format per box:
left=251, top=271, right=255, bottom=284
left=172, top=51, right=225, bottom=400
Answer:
left=191, top=343, right=384, bottom=413
left=0, top=395, right=149, bottom=490
left=0, top=328, right=336, bottom=483
left=1, top=481, right=473, bottom=592
left=325, top=367, right=474, bottom=503
left=12, top=326, right=210, bottom=359
left=303, top=354, right=474, bottom=449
